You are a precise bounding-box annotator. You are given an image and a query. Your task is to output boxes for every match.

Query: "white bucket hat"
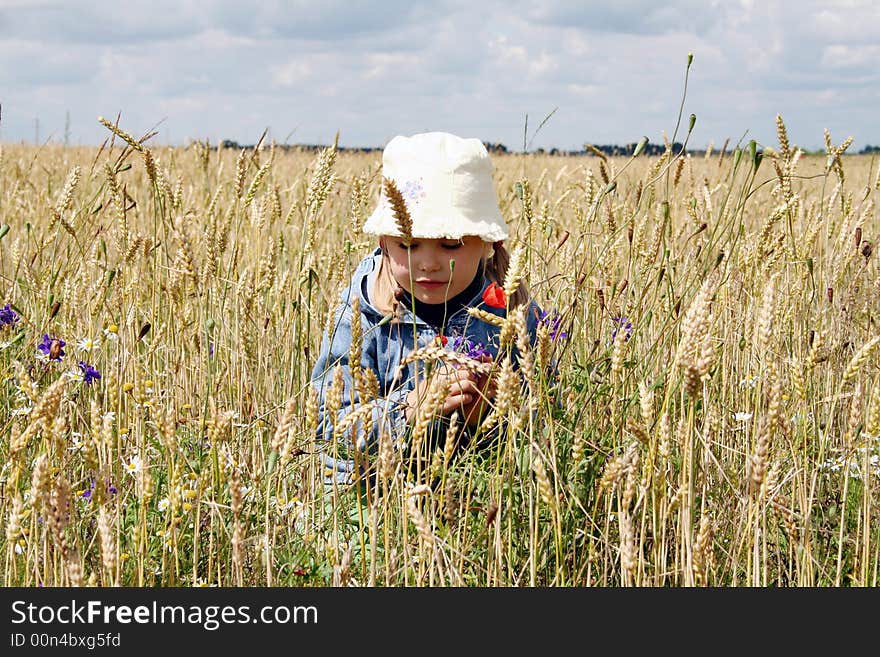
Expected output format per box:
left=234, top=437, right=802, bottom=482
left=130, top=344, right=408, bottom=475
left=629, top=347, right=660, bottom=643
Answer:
left=363, top=131, right=509, bottom=242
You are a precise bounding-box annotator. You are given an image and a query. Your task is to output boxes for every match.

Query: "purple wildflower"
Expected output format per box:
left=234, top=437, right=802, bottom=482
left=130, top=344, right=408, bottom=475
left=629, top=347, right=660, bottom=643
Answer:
left=80, top=479, right=118, bottom=503
left=78, top=361, right=101, bottom=385
left=539, top=310, right=569, bottom=342
left=611, top=316, right=633, bottom=342
left=451, top=335, right=491, bottom=360
left=38, top=334, right=65, bottom=361
left=0, top=304, right=19, bottom=328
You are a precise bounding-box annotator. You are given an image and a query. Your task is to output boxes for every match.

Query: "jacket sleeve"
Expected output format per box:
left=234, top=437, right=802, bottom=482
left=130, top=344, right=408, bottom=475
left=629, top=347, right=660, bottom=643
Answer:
left=310, top=304, right=410, bottom=458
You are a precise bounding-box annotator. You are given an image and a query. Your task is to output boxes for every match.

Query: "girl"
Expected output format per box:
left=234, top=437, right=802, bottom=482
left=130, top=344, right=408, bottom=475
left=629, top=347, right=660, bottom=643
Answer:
left=311, top=131, right=543, bottom=484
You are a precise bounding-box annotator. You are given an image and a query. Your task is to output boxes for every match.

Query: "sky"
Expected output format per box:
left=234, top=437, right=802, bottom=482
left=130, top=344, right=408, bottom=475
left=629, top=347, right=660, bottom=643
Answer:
left=1, top=0, right=878, bottom=153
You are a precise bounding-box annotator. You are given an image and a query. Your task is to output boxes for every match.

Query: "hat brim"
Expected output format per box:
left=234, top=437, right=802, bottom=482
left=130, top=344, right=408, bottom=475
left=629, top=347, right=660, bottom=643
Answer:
left=363, top=207, right=509, bottom=242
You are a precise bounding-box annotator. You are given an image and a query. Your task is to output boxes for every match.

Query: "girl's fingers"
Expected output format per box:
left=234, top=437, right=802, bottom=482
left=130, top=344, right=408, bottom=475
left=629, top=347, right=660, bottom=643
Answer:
left=454, top=378, right=481, bottom=397
left=438, top=374, right=493, bottom=415
left=443, top=393, right=473, bottom=414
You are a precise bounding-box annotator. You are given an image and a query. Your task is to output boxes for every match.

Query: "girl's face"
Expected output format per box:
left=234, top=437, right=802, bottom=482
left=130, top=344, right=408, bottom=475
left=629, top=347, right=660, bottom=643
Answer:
left=381, top=235, right=490, bottom=304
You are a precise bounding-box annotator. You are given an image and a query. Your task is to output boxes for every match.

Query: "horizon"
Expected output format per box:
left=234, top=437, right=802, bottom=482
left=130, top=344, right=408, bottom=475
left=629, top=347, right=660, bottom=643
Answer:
left=4, top=130, right=877, bottom=157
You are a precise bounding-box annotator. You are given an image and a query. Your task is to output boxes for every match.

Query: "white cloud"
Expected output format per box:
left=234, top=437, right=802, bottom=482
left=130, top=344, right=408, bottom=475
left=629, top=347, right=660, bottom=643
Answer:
left=0, top=0, right=877, bottom=152
left=566, top=83, right=600, bottom=98
left=809, top=3, right=880, bottom=43
left=523, top=0, right=726, bottom=35
left=272, top=60, right=315, bottom=87
left=362, top=52, right=422, bottom=81
left=821, top=44, right=880, bottom=70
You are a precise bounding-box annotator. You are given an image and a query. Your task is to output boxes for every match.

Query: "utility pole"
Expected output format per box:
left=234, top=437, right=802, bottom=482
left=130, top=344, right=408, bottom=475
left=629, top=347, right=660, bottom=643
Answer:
left=64, top=111, right=71, bottom=146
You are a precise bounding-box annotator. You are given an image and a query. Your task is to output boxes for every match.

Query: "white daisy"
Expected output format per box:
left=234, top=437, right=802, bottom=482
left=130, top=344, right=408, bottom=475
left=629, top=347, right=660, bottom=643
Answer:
left=733, top=412, right=753, bottom=423
left=155, top=530, right=173, bottom=552
left=157, top=497, right=170, bottom=512
left=122, top=455, right=143, bottom=476
left=240, top=485, right=256, bottom=503
left=828, top=460, right=842, bottom=471
left=69, top=432, right=86, bottom=452
left=77, top=336, right=100, bottom=353
left=63, top=368, right=84, bottom=383
left=192, top=578, right=217, bottom=587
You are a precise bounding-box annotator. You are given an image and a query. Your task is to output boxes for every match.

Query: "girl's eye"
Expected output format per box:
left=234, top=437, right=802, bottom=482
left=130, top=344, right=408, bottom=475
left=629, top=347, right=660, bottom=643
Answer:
left=442, top=242, right=463, bottom=250
left=399, top=242, right=415, bottom=250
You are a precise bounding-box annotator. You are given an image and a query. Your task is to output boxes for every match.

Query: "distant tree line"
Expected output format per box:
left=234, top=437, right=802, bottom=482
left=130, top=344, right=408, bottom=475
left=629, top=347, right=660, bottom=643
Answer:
left=218, top=139, right=686, bottom=156
left=218, top=138, right=880, bottom=156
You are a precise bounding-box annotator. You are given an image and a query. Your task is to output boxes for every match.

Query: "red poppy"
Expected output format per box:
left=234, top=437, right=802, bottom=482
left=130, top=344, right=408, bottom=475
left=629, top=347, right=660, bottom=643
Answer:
left=482, top=282, right=507, bottom=309
left=436, top=335, right=448, bottom=346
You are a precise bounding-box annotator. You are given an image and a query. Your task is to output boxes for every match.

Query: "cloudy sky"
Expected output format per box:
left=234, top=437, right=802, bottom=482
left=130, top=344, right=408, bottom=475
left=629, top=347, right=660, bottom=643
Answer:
left=1, top=0, right=878, bottom=152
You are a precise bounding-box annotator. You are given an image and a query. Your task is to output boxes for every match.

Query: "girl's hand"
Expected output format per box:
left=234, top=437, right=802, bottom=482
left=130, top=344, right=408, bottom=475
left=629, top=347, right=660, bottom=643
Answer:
left=404, top=357, right=495, bottom=427
left=457, top=354, right=496, bottom=428
left=435, top=355, right=495, bottom=428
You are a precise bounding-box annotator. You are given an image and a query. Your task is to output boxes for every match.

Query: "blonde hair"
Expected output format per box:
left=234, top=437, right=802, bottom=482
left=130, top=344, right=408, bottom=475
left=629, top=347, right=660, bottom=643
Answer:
left=369, top=240, right=529, bottom=317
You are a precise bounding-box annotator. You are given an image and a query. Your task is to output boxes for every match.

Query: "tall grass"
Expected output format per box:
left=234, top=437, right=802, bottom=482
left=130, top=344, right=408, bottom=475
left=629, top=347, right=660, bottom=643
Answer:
left=0, top=115, right=878, bottom=586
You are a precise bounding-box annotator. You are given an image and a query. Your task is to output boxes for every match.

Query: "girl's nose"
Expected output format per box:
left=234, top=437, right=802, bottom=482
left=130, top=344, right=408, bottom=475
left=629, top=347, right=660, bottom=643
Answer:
left=418, top=253, right=443, bottom=272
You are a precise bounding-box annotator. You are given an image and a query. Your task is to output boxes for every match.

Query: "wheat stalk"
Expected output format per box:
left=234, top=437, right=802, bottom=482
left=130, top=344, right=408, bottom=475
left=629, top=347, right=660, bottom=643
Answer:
left=383, top=177, right=412, bottom=244
left=843, top=336, right=880, bottom=384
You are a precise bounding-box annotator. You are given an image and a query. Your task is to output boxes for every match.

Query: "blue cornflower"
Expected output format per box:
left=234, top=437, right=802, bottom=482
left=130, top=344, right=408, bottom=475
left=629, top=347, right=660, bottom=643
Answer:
left=611, top=316, right=633, bottom=342
left=451, top=335, right=491, bottom=360
left=78, top=361, right=101, bottom=385
left=539, top=310, right=569, bottom=342
left=0, top=304, right=19, bottom=328
left=80, top=479, right=118, bottom=503
left=38, top=334, right=65, bottom=361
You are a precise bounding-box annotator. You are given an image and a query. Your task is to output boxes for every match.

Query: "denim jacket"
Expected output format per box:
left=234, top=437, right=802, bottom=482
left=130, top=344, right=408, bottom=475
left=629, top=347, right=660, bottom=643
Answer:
left=310, top=248, right=543, bottom=482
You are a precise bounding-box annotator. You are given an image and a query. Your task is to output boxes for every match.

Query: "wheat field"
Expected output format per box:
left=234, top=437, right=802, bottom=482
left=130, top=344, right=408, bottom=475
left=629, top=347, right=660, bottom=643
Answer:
left=0, top=115, right=878, bottom=587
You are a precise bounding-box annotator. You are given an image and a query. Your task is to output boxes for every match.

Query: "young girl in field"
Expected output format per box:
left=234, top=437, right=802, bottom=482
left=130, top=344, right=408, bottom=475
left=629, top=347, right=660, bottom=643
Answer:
left=310, top=131, right=543, bottom=484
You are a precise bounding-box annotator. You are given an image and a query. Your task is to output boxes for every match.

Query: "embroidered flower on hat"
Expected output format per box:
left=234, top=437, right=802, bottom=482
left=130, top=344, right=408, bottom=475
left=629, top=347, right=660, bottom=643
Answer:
left=482, top=282, right=506, bottom=309
left=401, top=178, right=426, bottom=205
